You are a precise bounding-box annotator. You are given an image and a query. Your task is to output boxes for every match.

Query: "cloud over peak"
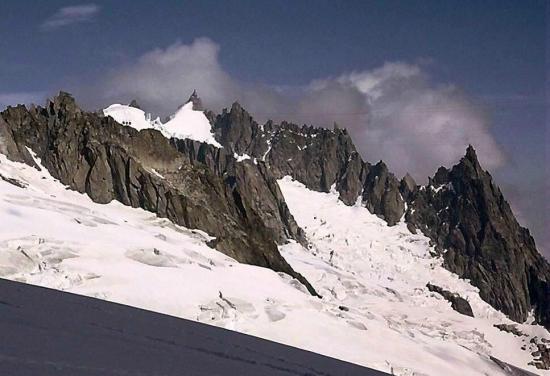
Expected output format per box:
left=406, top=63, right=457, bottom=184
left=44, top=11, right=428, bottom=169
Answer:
left=41, top=4, right=100, bottom=30
left=329, top=62, right=505, bottom=178
left=78, top=38, right=504, bottom=181
left=102, top=38, right=236, bottom=115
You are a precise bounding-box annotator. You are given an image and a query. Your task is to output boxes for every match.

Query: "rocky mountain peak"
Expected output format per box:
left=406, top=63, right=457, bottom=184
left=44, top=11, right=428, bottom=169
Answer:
left=401, top=173, right=417, bottom=188
left=129, top=99, right=141, bottom=110
left=362, top=161, right=405, bottom=226
left=0, top=93, right=317, bottom=298
left=432, top=166, right=450, bottom=186
left=372, top=160, right=388, bottom=172
left=405, top=145, right=550, bottom=329
left=399, top=173, right=417, bottom=201
left=456, top=144, right=483, bottom=176
left=211, top=101, right=259, bottom=156
left=49, top=91, right=81, bottom=116
left=465, top=144, right=478, bottom=162
left=208, top=104, right=549, bottom=330
left=186, top=90, right=204, bottom=111
left=230, top=101, right=245, bottom=114
left=212, top=101, right=405, bottom=225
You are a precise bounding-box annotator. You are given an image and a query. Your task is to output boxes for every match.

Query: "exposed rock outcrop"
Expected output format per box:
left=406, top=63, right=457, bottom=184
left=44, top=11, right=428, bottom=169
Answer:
left=186, top=90, right=204, bottom=111
left=361, top=161, right=405, bottom=226
left=129, top=99, right=141, bottom=110
left=0, top=92, right=316, bottom=296
left=494, top=324, right=525, bottom=337
left=407, top=146, right=550, bottom=328
left=426, top=283, right=474, bottom=317
left=212, top=104, right=406, bottom=224
left=211, top=103, right=550, bottom=329
left=0, top=173, right=27, bottom=189
left=528, top=337, right=550, bottom=370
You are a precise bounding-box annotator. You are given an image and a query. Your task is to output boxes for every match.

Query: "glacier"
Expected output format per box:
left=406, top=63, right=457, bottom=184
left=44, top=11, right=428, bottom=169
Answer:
left=0, top=150, right=547, bottom=375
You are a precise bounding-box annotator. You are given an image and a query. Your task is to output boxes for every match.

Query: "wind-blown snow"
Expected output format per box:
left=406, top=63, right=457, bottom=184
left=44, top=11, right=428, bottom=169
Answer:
left=0, top=155, right=547, bottom=376
left=103, top=102, right=220, bottom=147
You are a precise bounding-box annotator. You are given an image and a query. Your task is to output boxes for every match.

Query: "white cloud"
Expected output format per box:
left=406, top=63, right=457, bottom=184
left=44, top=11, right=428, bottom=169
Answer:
left=97, top=38, right=239, bottom=116
left=41, top=4, right=100, bottom=30
left=260, top=62, right=505, bottom=179
left=84, top=38, right=504, bottom=181
left=331, top=62, right=505, bottom=178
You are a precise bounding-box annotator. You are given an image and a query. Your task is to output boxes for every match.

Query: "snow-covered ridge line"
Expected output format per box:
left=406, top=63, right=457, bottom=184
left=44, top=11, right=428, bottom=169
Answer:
left=103, top=102, right=221, bottom=147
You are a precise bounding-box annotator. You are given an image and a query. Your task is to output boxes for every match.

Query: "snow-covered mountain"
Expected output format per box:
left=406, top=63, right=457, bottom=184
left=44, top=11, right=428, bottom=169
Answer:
left=0, top=91, right=549, bottom=375
left=103, top=94, right=221, bottom=147
left=0, top=151, right=545, bottom=376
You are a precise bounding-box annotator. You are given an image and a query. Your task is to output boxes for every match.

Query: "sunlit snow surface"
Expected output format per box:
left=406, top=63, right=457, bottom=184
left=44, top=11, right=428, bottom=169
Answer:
left=0, top=154, right=548, bottom=376
left=103, top=102, right=221, bottom=147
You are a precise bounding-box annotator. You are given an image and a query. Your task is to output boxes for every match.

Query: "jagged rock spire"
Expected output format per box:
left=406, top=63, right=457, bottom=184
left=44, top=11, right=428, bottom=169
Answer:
left=404, top=143, right=550, bottom=329
left=186, top=90, right=204, bottom=111
left=129, top=99, right=141, bottom=110
left=51, top=91, right=76, bottom=107
left=399, top=173, right=417, bottom=201
left=457, top=144, right=483, bottom=175
left=465, top=144, right=477, bottom=161
left=49, top=91, right=81, bottom=116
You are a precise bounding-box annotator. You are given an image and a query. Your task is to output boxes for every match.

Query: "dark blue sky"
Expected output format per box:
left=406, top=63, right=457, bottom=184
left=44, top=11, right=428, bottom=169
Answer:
left=1, top=0, right=548, bottom=256
left=1, top=1, right=546, bottom=91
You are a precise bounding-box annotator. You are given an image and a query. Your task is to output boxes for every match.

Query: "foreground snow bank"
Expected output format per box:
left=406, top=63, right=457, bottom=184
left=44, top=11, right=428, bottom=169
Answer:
left=0, top=154, right=547, bottom=375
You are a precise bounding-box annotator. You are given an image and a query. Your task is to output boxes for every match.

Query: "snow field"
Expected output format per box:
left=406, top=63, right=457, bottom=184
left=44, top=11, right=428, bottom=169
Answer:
left=0, top=155, right=548, bottom=375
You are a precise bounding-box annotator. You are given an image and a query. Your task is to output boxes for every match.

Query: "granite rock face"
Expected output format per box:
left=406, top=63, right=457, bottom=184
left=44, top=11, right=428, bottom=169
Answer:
left=426, top=283, right=474, bottom=317
left=0, top=92, right=316, bottom=295
left=211, top=103, right=549, bottom=329
left=129, top=99, right=141, bottom=110
left=186, top=90, right=204, bottom=111
left=406, top=146, right=550, bottom=328
left=212, top=104, right=406, bottom=225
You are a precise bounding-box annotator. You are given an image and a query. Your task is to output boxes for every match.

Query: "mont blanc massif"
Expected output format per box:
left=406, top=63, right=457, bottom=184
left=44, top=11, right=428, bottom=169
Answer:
left=0, top=91, right=548, bottom=375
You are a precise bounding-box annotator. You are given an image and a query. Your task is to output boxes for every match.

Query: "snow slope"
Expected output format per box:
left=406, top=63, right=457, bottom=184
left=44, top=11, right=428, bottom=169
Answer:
left=0, top=154, right=547, bottom=376
left=103, top=102, right=220, bottom=147
left=0, top=278, right=383, bottom=376
left=103, top=104, right=162, bottom=131
left=163, top=102, right=221, bottom=147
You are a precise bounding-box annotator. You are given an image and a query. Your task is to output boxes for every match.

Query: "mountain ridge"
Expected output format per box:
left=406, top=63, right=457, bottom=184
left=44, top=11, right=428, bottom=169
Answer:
left=208, top=96, right=550, bottom=329
left=0, top=91, right=548, bottom=332
left=0, top=92, right=315, bottom=295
